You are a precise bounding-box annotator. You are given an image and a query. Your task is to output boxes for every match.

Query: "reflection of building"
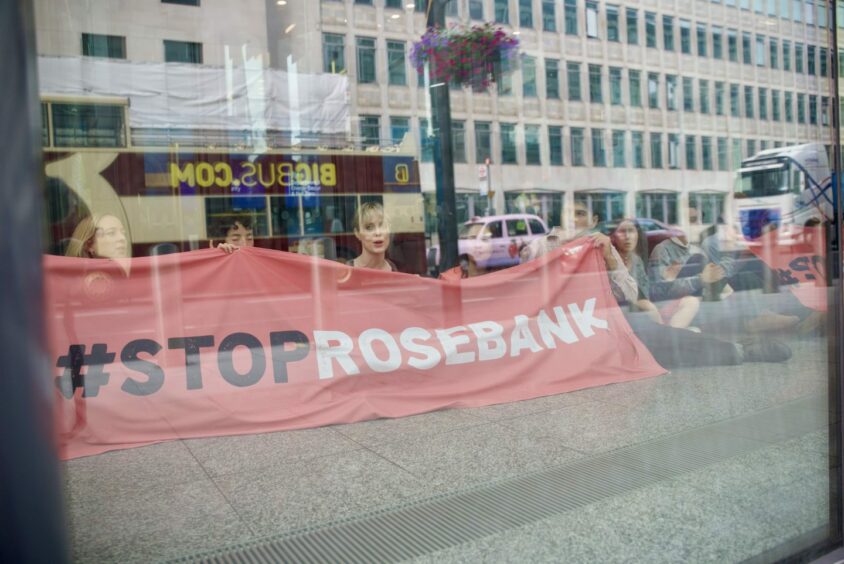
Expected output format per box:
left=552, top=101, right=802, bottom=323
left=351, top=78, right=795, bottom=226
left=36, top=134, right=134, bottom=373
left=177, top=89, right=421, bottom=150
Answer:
left=35, top=0, right=833, bottom=236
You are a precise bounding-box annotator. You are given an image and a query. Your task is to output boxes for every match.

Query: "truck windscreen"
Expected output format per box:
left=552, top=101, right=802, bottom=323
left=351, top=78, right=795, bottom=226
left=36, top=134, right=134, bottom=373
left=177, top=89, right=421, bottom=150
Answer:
left=735, top=165, right=790, bottom=198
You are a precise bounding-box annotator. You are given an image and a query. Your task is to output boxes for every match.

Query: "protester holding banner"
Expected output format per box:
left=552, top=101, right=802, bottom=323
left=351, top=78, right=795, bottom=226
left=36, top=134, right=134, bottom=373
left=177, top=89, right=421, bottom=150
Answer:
left=65, top=214, right=130, bottom=260
left=349, top=201, right=397, bottom=272
left=611, top=219, right=700, bottom=329
left=211, top=216, right=255, bottom=254
left=524, top=220, right=791, bottom=368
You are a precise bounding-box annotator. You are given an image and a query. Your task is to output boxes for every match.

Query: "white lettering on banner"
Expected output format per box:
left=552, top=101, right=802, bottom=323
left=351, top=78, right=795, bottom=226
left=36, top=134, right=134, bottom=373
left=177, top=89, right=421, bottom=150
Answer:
left=436, top=326, right=476, bottom=365
left=313, top=299, right=609, bottom=380
left=400, top=327, right=442, bottom=370
left=313, top=331, right=360, bottom=379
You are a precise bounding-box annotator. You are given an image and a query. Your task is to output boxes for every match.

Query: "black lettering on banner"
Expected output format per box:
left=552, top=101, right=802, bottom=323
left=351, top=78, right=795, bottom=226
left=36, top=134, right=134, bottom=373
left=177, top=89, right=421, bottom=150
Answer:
left=121, top=339, right=165, bottom=396
left=789, top=256, right=815, bottom=281
left=269, top=331, right=311, bottom=383
left=777, top=268, right=799, bottom=285
left=217, top=332, right=266, bottom=387
left=55, top=344, right=115, bottom=398
left=168, top=336, right=215, bottom=390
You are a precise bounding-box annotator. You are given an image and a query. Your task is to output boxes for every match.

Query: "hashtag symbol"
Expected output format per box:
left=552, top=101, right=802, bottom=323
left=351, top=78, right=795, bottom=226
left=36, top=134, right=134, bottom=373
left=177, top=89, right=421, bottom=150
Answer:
left=55, top=344, right=116, bottom=399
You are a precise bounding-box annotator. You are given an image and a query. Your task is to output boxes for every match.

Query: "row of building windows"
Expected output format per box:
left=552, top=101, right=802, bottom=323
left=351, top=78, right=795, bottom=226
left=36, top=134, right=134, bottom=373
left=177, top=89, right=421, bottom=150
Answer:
left=323, top=30, right=830, bottom=89
left=355, top=0, right=831, bottom=33
left=365, top=115, right=811, bottom=171
left=81, top=33, right=202, bottom=63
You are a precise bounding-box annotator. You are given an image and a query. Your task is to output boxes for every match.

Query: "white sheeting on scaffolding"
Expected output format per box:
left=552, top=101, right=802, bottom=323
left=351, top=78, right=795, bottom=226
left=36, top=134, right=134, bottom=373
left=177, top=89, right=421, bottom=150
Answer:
left=37, top=56, right=350, bottom=134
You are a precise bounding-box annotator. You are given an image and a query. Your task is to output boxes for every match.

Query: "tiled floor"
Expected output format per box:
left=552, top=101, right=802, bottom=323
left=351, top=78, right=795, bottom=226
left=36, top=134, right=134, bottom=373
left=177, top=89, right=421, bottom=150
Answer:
left=62, top=337, right=833, bottom=563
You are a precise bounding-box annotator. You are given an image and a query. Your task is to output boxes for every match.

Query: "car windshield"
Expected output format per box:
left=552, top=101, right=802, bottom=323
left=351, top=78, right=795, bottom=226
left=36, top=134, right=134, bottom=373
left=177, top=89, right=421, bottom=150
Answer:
left=736, top=164, right=792, bottom=198
left=458, top=222, right=485, bottom=239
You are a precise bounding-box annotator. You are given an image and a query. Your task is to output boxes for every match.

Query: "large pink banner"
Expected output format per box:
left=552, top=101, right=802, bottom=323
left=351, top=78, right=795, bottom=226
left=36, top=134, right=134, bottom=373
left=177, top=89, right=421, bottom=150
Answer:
left=45, top=241, right=664, bottom=459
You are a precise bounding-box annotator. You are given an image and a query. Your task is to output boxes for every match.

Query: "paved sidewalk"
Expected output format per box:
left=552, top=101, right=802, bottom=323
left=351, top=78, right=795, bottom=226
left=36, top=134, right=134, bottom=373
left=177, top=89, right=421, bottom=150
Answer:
left=63, top=337, right=831, bottom=563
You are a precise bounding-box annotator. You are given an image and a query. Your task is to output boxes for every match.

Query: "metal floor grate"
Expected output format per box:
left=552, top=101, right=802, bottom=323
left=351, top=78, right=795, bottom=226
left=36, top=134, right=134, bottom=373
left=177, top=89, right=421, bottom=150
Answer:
left=173, top=397, right=827, bottom=564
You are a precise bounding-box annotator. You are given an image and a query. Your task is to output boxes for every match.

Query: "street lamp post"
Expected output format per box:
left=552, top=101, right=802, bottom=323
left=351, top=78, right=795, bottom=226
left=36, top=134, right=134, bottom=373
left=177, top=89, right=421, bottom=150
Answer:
left=426, top=0, right=459, bottom=272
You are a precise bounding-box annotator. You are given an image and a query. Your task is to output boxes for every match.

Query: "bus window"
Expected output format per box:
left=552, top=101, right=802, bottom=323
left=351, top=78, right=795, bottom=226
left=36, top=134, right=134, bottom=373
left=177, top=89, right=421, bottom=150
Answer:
left=301, top=195, right=356, bottom=235
left=51, top=103, right=126, bottom=148
left=270, top=196, right=302, bottom=237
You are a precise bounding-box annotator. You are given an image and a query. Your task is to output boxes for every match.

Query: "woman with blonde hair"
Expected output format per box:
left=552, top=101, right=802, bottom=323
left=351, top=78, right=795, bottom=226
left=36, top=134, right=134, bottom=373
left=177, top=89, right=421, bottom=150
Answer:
left=349, top=201, right=397, bottom=272
left=65, top=214, right=131, bottom=261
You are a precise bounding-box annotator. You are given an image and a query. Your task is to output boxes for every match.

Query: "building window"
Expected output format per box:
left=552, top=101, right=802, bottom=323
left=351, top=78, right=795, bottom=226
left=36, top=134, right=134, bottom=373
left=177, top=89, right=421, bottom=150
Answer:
left=731, top=138, right=742, bottom=168
left=648, top=72, right=659, bottom=108
left=668, top=134, right=680, bottom=169
left=744, top=85, right=754, bottom=118
left=355, top=0, right=373, bottom=4
left=701, top=137, right=713, bottom=170
left=629, top=70, right=642, bottom=107
left=645, top=12, right=657, bottom=47
left=712, top=26, right=723, bottom=59
left=714, top=81, right=725, bottom=115
left=746, top=139, right=756, bottom=158
left=162, top=0, right=199, bottom=5
left=586, top=1, right=599, bottom=38
left=567, top=62, right=582, bottom=101
left=356, top=37, right=376, bottom=83
left=809, top=95, right=818, bottom=125
left=323, top=33, right=345, bottom=74
left=545, top=59, right=560, bottom=99
left=680, top=20, right=692, bottom=54
left=795, top=43, right=804, bottom=73
left=607, top=5, right=620, bottom=41
left=682, top=77, right=694, bottom=112
left=696, top=23, right=707, bottom=56
left=758, top=87, right=768, bottom=119
left=772, top=89, right=781, bottom=121
left=542, top=0, right=556, bottom=31
left=163, top=40, right=202, bottom=63
left=495, top=0, right=510, bottom=23
left=632, top=131, right=644, bottom=168
left=575, top=192, right=626, bottom=223
left=519, top=0, right=534, bottom=27
left=783, top=40, right=792, bottom=70
left=730, top=83, right=740, bottom=117
left=522, top=56, right=537, bottom=97
left=609, top=67, right=622, bottom=105
left=769, top=38, right=779, bottom=69
left=663, top=15, right=675, bottom=51
left=571, top=127, right=585, bottom=166
left=755, top=35, right=766, bottom=66
left=445, top=0, right=458, bottom=16
left=525, top=125, right=541, bottom=165
left=650, top=133, right=663, bottom=168
left=666, top=74, right=678, bottom=111
left=390, top=116, right=409, bottom=145
left=549, top=126, right=564, bottom=165
left=785, top=91, right=794, bottom=121
left=636, top=192, right=678, bottom=224
left=612, top=130, right=626, bottom=168
left=717, top=137, right=729, bottom=170
left=419, top=118, right=432, bottom=161
left=742, top=32, right=752, bottom=64
left=588, top=64, right=603, bottom=103
left=822, top=96, right=830, bottom=126
left=820, top=47, right=828, bottom=77
left=360, top=115, right=380, bottom=147
left=387, top=41, right=406, bottom=86
left=501, top=123, right=517, bottom=164
left=690, top=192, right=727, bottom=224
left=728, top=29, right=738, bottom=62
left=475, top=121, right=492, bottom=162
left=807, top=45, right=816, bottom=75
left=81, top=33, right=126, bottom=59
left=797, top=93, right=806, bottom=123
left=699, top=79, right=710, bottom=114
left=469, top=0, right=484, bottom=19
left=591, top=129, right=607, bottom=166
left=565, top=0, right=578, bottom=35
left=626, top=8, right=638, bottom=44
left=685, top=135, right=697, bottom=169
left=451, top=120, right=466, bottom=163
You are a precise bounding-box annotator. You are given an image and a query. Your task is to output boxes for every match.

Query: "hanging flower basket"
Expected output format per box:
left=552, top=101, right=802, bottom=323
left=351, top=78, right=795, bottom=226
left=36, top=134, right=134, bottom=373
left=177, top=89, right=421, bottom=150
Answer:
left=409, top=23, right=520, bottom=93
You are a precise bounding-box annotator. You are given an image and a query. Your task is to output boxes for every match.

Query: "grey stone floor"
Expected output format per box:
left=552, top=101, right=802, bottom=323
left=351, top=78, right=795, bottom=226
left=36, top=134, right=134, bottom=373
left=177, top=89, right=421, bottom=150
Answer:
left=62, top=336, right=833, bottom=563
